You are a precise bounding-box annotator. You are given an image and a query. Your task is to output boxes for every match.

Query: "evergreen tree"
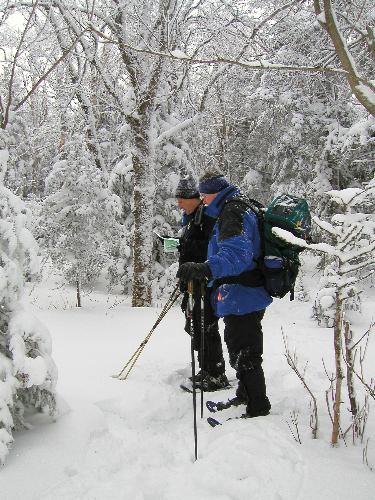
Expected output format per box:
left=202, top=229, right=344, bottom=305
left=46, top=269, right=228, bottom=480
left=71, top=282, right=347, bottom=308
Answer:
left=39, top=135, right=121, bottom=304
left=0, top=129, right=57, bottom=464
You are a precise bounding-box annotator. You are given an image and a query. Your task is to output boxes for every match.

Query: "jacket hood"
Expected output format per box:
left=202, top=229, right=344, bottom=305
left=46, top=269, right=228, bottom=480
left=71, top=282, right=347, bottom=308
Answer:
left=204, top=184, right=240, bottom=219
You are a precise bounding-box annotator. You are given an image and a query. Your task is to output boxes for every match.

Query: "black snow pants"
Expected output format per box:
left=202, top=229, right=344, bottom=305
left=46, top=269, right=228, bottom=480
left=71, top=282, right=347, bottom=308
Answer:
left=182, top=291, right=225, bottom=377
left=223, top=310, right=271, bottom=416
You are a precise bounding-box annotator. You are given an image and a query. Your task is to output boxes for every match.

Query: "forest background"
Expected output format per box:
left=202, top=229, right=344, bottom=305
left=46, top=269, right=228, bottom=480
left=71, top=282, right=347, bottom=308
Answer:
left=0, top=0, right=374, bottom=467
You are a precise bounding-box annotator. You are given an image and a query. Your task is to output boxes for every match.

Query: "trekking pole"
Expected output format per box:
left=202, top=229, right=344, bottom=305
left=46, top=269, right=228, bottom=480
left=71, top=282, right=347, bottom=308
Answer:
left=188, top=280, right=198, bottom=461
left=112, top=284, right=180, bottom=380
left=200, top=280, right=205, bottom=419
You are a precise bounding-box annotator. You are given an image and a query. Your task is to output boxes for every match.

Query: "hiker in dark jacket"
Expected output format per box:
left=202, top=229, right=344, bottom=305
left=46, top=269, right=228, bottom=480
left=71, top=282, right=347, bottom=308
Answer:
left=177, top=171, right=272, bottom=418
left=176, top=175, right=229, bottom=391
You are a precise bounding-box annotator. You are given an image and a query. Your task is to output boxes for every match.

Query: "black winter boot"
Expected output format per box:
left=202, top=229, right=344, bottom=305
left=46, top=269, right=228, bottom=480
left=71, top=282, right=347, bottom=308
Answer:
left=189, top=370, right=205, bottom=383
left=196, top=373, right=230, bottom=392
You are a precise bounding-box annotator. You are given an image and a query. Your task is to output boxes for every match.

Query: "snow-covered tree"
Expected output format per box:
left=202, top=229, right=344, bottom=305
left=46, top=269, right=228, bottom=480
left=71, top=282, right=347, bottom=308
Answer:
left=0, top=129, right=57, bottom=464
left=184, top=2, right=374, bottom=210
left=313, top=182, right=375, bottom=327
left=276, top=176, right=375, bottom=446
left=107, top=155, right=134, bottom=294
left=0, top=4, right=69, bottom=464
left=312, top=180, right=375, bottom=445
left=39, top=136, right=121, bottom=305
left=314, top=0, right=375, bottom=117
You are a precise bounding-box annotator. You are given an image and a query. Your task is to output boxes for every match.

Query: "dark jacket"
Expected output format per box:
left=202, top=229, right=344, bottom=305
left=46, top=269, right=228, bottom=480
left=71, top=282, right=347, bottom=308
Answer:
left=205, top=184, right=272, bottom=316
left=178, top=204, right=216, bottom=265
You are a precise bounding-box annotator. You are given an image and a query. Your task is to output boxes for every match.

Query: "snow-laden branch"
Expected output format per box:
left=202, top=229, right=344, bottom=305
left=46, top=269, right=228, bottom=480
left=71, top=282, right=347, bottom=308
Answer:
left=87, top=23, right=362, bottom=80
left=326, top=182, right=375, bottom=209
left=2, top=0, right=40, bottom=128
left=315, top=0, right=375, bottom=117
left=154, top=114, right=201, bottom=146
left=341, top=240, right=375, bottom=265
left=48, top=2, right=126, bottom=115
left=325, top=188, right=363, bottom=207
left=274, top=222, right=375, bottom=266
left=328, top=274, right=360, bottom=290
left=272, top=227, right=342, bottom=257
left=311, top=216, right=337, bottom=237
left=341, top=260, right=375, bottom=276
left=339, top=224, right=363, bottom=252
left=14, top=26, right=91, bottom=113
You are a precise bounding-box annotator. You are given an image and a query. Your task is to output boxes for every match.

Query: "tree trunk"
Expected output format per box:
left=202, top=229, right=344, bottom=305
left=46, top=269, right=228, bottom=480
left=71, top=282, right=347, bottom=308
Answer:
left=76, top=280, right=82, bottom=308
left=343, top=320, right=358, bottom=419
left=131, top=122, right=155, bottom=307
left=331, top=290, right=344, bottom=445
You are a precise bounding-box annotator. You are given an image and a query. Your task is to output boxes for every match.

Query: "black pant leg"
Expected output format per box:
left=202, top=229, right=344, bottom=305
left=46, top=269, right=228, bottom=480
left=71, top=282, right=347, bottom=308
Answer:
left=223, top=310, right=265, bottom=368
left=223, top=311, right=271, bottom=416
left=184, top=292, right=225, bottom=377
left=199, top=294, right=225, bottom=376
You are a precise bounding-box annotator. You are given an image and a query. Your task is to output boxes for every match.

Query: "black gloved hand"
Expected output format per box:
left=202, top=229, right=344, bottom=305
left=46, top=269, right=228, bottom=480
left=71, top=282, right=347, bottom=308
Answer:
left=177, top=262, right=212, bottom=282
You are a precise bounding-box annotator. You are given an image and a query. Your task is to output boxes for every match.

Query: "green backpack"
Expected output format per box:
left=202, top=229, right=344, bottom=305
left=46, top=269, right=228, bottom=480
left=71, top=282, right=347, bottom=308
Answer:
left=249, top=193, right=311, bottom=300
left=214, top=193, right=311, bottom=300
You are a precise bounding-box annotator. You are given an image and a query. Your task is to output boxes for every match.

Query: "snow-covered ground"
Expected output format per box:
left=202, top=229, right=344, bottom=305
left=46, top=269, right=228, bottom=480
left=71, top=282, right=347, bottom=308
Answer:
left=1, top=277, right=375, bottom=500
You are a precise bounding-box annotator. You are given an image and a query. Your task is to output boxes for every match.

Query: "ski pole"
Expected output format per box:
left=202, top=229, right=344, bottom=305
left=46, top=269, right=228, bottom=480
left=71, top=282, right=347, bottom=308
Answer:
left=112, top=284, right=180, bottom=380
left=200, top=280, right=205, bottom=419
left=188, top=280, right=198, bottom=461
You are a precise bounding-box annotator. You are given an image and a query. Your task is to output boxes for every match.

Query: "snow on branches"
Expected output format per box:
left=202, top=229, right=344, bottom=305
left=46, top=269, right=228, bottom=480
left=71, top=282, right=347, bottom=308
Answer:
left=274, top=178, right=375, bottom=326
left=312, top=181, right=375, bottom=327
left=39, top=137, right=122, bottom=303
left=0, top=132, right=57, bottom=464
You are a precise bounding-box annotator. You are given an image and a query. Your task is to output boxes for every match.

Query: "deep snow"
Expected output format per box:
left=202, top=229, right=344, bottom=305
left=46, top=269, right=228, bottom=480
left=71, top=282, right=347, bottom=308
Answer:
left=1, top=277, right=374, bottom=500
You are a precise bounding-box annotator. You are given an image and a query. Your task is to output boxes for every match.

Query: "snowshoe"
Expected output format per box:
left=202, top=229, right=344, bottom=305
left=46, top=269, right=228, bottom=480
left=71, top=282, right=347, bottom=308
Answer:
left=206, top=396, right=246, bottom=413
left=207, top=409, right=270, bottom=427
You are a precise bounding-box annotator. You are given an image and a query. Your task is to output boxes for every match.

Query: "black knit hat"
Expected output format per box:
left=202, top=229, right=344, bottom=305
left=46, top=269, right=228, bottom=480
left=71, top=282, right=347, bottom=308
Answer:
left=175, top=175, right=199, bottom=199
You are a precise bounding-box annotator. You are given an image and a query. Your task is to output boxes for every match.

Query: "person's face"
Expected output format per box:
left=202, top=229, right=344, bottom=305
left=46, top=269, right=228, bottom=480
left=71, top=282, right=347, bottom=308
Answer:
left=200, top=192, right=218, bottom=206
left=176, top=197, right=200, bottom=214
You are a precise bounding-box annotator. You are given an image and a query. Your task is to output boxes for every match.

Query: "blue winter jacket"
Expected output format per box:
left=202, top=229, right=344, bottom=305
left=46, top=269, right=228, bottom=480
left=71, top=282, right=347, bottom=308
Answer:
left=205, top=185, right=272, bottom=317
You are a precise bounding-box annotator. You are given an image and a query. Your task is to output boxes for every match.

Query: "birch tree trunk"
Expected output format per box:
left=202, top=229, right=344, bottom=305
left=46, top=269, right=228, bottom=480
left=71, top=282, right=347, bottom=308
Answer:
left=343, top=320, right=358, bottom=419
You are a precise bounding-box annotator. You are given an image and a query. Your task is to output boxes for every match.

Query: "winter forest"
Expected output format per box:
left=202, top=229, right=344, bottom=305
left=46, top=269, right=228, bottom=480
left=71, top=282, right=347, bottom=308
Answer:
left=0, top=0, right=375, bottom=498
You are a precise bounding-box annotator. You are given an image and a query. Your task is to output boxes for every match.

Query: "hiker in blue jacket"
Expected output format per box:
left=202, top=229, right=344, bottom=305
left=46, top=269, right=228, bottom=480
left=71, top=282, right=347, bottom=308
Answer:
left=177, top=170, right=272, bottom=418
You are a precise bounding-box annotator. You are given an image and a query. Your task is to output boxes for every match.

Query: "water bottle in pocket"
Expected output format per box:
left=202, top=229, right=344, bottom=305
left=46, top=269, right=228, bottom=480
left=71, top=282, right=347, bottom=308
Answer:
left=263, top=256, right=287, bottom=297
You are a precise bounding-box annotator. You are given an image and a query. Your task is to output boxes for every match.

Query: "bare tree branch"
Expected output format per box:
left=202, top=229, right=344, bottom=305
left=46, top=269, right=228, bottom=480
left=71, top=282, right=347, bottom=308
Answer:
left=2, top=0, right=39, bottom=128
left=315, top=0, right=375, bottom=117
left=14, top=26, right=90, bottom=113
left=282, top=328, right=319, bottom=439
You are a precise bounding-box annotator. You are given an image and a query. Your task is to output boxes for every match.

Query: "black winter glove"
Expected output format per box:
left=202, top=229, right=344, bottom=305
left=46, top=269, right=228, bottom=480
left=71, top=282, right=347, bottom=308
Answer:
left=177, top=262, right=212, bottom=282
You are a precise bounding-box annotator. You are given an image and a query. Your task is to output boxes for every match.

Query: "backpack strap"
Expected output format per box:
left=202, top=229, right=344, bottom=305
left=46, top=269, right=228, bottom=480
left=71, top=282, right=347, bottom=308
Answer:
left=212, top=196, right=265, bottom=290
left=222, top=196, right=265, bottom=257
left=193, top=202, right=204, bottom=226
left=213, top=269, right=264, bottom=290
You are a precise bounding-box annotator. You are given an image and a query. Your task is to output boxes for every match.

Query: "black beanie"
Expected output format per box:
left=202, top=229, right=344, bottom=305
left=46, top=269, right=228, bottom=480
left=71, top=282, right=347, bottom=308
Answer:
left=175, top=175, right=199, bottom=199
